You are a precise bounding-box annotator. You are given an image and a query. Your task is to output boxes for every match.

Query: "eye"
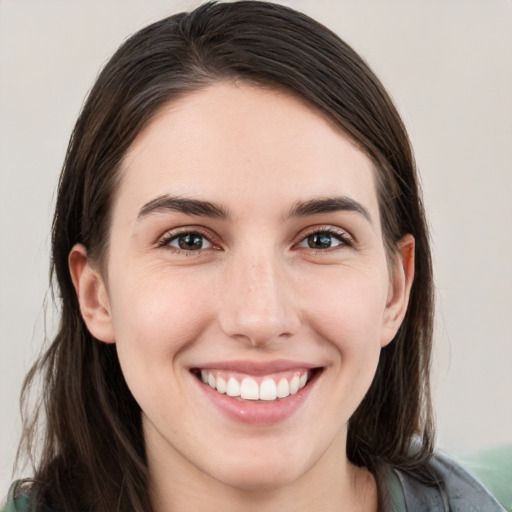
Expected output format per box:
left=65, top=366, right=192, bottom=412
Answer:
left=297, top=229, right=351, bottom=250
left=161, top=231, right=213, bottom=251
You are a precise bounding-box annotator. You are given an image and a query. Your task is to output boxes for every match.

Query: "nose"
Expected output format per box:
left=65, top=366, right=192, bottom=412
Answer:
left=218, top=249, right=300, bottom=347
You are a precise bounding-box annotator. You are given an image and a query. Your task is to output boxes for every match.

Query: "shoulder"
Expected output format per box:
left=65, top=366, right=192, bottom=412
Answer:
left=430, top=451, right=507, bottom=511
left=2, top=482, right=30, bottom=512
left=2, top=482, right=54, bottom=512
left=385, top=451, right=507, bottom=512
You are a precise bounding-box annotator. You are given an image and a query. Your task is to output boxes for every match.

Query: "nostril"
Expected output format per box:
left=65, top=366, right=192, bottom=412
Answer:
left=218, top=266, right=300, bottom=345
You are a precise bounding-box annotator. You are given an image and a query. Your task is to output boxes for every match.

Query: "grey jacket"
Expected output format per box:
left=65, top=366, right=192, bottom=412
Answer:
left=383, top=451, right=507, bottom=511
left=3, top=452, right=507, bottom=511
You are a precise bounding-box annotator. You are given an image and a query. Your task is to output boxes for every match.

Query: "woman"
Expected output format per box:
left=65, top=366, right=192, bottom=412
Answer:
left=3, top=1, right=506, bottom=511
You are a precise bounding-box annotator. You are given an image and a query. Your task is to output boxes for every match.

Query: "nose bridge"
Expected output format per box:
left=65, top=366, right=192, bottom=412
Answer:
left=218, top=244, right=298, bottom=345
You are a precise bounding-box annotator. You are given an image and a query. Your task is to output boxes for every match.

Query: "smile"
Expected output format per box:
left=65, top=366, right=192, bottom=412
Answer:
left=191, top=363, right=323, bottom=425
left=198, top=369, right=310, bottom=401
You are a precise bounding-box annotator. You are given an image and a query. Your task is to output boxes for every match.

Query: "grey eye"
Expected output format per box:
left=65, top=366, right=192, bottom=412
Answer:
left=299, top=232, right=345, bottom=250
left=168, top=232, right=212, bottom=250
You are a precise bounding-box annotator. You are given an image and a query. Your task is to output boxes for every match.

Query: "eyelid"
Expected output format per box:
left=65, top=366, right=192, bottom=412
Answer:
left=156, top=226, right=220, bottom=249
left=294, top=225, right=354, bottom=249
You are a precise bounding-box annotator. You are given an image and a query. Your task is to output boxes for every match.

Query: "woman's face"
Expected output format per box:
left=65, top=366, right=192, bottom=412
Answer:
left=72, top=82, right=413, bottom=493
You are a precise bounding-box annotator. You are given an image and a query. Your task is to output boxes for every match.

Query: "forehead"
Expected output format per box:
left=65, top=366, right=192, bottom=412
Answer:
left=116, top=82, right=379, bottom=222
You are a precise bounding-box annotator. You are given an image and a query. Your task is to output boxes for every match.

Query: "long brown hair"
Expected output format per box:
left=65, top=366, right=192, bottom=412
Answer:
left=16, top=2, right=434, bottom=510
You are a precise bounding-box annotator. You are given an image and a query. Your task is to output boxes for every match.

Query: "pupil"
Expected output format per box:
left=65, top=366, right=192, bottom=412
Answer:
left=308, top=233, right=331, bottom=249
left=179, top=233, right=203, bottom=250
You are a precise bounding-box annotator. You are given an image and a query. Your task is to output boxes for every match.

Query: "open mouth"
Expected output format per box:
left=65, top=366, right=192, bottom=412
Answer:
left=191, top=367, right=323, bottom=402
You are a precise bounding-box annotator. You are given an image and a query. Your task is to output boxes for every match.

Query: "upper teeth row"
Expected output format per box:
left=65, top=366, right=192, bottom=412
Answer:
left=200, top=370, right=309, bottom=401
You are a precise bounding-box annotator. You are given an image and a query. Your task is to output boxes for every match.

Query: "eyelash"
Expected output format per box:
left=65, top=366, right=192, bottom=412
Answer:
left=297, top=227, right=354, bottom=252
left=156, top=226, right=354, bottom=254
left=157, top=228, right=216, bottom=255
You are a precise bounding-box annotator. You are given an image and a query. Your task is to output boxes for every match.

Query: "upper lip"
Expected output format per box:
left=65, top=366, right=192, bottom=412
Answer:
left=191, top=359, right=320, bottom=376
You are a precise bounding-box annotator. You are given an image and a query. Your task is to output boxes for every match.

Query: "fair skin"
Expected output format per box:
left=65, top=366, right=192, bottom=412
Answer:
left=69, top=82, right=414, bottom=512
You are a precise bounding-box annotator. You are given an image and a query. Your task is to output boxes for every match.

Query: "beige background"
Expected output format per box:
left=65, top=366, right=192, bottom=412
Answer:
left=1, top=0, right=511, bottom=495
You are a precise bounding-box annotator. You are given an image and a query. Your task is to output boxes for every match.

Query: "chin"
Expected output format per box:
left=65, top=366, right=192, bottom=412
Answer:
left=211, top=460, right=302, bottom=492
left=199, top=438, right=318, bottom=493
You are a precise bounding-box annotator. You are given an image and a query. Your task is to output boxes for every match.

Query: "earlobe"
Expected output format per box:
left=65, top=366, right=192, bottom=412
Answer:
left=381, top=234, right=415, bottom=347
left=69, top=244, right=115, bottom=344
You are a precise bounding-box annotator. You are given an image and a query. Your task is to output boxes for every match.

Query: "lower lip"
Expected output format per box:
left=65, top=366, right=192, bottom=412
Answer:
left=194, top=372, right=319, bottom=426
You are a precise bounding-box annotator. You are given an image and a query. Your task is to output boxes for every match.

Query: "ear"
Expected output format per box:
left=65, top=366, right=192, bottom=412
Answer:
left=69, top=244, right=115, bottom=343
left=381, top=234, right=415, bottom=347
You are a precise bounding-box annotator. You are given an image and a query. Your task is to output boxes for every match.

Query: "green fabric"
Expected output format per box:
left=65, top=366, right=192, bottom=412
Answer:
left=1, top=481, right=32, bottom=512
left=462, top=444, right=512, bottom=511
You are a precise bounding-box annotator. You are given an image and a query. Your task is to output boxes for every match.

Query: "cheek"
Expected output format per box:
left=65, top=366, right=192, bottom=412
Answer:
left=293, top=268, right=390, bottom=429
left=107, top=266, right=215, bottom=373
left=300, top=265, right=389, bottom=356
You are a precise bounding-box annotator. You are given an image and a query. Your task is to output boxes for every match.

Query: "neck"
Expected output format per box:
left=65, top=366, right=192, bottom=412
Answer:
left=147, top=428, right=378, bottom=512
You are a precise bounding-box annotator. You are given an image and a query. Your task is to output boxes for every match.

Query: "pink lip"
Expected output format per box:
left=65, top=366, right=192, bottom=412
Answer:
left=191, top=362, right=322, bottom=426
left=193, top=359, right=318, bottom=375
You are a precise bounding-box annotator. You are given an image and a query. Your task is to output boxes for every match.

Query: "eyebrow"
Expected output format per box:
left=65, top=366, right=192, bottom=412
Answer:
left=137, top=195, right=231, bottom=221
left=288, top=196, right=372, bottom=223
left=137, top=194, right=371, bottom=223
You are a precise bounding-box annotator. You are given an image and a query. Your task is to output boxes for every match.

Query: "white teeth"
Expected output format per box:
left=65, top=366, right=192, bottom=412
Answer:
left=240, top=377, right=259, bottom=400
left=289, top=375, right=300, bottom=395
left=199, top=370, right=312, bottom=401
left=276, top=378, right=290, bottom=398
left=259, top=378, right=277, bottom=401
left=216, top=376, right=227, bottom=394
left=226, top=377, right=241, bottom=397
